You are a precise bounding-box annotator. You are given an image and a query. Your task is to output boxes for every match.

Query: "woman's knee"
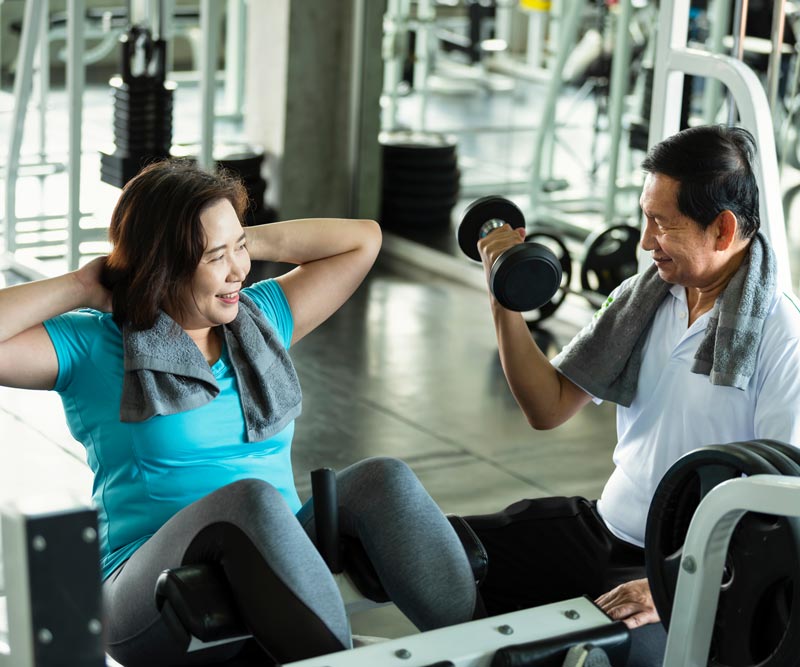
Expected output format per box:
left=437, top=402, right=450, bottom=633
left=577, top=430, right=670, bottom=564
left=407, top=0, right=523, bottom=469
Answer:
left=339, top=456, right=419, bottom=496
left=211, top=478, right=291, bottom=520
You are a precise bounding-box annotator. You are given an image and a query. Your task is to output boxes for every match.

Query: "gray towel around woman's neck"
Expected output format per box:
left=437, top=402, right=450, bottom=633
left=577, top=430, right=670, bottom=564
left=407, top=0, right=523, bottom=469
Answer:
left=553, top=232, right=776, bottom=407
left=120, top=292, right=302, bottom=442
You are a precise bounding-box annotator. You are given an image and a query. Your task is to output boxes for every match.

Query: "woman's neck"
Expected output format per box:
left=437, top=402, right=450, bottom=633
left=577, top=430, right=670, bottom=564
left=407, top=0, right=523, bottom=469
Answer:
left=185, top=326, right=222, bottom=365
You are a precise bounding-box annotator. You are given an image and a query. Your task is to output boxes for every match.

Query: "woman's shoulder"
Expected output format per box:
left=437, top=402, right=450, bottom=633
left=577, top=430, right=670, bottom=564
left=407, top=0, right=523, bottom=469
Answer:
left=45, top=308, right=121, bottom=343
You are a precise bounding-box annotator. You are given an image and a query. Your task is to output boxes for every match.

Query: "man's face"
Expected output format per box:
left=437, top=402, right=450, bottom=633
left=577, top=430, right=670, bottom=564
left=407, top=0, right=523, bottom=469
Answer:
left=639, top=173, right=719, bottom=287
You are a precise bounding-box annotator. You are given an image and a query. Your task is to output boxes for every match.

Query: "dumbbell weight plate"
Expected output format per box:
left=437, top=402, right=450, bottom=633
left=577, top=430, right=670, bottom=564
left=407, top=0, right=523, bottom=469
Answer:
left=522, top=230, right=572, bottom=325
left=490, top=243, right=562, bottom=313
left=645, top=443, right=800, bottom=667
left=457, top=196, right=525, bottom=262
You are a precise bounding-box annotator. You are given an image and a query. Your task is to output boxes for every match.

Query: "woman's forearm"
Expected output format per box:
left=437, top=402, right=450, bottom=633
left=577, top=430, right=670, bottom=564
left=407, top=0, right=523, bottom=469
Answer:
left=245, top=218, right=381, bottom=265
left=0, top=257, right=109, bottom=343
left=0, top=273, right=88, bottom=343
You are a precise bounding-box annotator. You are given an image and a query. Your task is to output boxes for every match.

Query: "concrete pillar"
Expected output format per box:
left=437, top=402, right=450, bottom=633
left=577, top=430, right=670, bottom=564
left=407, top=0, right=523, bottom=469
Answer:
left=244, top=0, right=385, bottom=220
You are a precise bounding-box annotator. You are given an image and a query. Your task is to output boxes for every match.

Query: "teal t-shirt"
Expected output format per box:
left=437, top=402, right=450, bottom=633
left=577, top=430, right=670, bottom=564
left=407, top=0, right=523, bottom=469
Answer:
left=43, top=280, right=300, bottom=580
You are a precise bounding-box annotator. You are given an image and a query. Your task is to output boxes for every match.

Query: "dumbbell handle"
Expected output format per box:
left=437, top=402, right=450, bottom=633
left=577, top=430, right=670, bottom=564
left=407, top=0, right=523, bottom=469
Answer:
left=479, top=219, right=507, bottom=239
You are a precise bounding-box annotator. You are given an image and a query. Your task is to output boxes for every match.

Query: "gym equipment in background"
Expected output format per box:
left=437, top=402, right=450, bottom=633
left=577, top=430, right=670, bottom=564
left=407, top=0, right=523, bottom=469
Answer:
left=99, top=25, right=175, bottom=188
left=169, top=143, right=277, bottom=226
left=380, top=131, right=461, bottom=231
left=457, top=196, right=562, bottom=313
left=646, top=440, right=800, bottom=667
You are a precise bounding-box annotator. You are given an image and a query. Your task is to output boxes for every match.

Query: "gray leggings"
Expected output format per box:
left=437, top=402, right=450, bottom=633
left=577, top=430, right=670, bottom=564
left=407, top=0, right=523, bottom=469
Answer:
left=103, top=457, right=476, bottom=666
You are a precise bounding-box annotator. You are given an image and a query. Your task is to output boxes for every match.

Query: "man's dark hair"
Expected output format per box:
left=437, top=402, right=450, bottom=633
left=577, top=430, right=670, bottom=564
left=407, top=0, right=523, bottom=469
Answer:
left=641, top=124, right=760, bottom=239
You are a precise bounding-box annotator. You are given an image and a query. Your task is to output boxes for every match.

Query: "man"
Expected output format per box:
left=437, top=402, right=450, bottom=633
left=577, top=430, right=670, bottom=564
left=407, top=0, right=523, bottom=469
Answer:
left=464, top=125, right=800, bottom=664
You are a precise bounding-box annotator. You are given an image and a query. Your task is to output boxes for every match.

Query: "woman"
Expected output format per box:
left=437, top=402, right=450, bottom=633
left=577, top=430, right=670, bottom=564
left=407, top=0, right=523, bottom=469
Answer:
left=0, top=161, right=477, bottom=666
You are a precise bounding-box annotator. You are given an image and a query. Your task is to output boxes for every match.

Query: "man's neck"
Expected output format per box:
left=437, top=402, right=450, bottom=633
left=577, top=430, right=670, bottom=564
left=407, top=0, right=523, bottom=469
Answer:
left=685, top=243, right=750, bottom=324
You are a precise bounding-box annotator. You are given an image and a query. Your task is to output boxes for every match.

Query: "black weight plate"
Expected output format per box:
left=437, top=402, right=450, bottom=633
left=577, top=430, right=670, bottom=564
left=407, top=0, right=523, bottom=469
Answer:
left=379, top=130, right=457, bottom=158
left=646, top=444, right=778, bottom=627
left=645, top=443, right=800, bottom=667
left=580, top=224, right=641, bottom=296
left=380, top=211, right=453, bottom=230
left=384, top=192, right=459, bottom=212
left=384, top=165, right=461, bottom=188
left=522, top=230, right=572, bottom=325
left=245, top=180, right=268, bottom=207
left=111, top=93, right=174, bottom=109
left=382, top=185, right=460, bottom=203
left=490, top=243, right=562, bottom=312
left=110, top=80, right=176, bottom=98
left=112, top=97, right=173, bottom=112
left=750, top=440, right=800, bottom=467
left=112, top=113, right=173, bottom=128
left=383, top=151, right=459, bottom=173
left=113, top=121, right=172, bottom=136
left=735, top=440, right=800, bottom=476
left=112, top=137, right=172, bottom=153
left=383, top=174, right=461, bottom=197
left=215, top=146, right=266, bottom=176
left=384, top=208, right=457, bottom=226
left=457, top=196, right=526, bottom=262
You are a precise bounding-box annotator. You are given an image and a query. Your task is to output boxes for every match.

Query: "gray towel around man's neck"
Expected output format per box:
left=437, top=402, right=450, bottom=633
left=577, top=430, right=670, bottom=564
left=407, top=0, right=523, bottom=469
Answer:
left=552, top=232, right=776, bottom=407
left=120, top=292, right=302, bottom=442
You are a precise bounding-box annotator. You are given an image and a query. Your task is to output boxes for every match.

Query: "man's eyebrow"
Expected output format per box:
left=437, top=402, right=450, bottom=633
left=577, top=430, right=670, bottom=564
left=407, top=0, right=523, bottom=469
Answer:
left=203, top=233, right=246, bottom=256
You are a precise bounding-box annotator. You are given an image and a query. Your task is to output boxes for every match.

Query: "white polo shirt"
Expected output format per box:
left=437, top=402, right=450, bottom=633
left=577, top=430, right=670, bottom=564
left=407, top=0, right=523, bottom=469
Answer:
left=579, top=283, right=800, bottom=547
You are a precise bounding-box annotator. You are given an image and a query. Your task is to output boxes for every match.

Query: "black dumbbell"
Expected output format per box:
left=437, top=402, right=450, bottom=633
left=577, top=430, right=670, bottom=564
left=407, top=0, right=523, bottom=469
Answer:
left=457, top=196, right=562, bottom=312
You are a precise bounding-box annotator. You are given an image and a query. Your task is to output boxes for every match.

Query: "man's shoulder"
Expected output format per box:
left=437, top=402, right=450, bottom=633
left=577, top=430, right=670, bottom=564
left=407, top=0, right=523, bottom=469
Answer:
left=763, top=291, right=800, bottom=341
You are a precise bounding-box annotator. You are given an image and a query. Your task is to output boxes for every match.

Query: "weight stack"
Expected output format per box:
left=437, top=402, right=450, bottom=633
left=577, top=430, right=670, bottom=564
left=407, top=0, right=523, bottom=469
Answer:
left=380, top=131, right=461, bottom=231
left=100, top=26, right=175, bottom=188
left=171, top=143, right=277, bottom=225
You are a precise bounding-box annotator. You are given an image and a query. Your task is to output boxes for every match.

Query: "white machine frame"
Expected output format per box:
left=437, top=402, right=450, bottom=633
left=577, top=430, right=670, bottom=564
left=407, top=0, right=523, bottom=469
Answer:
left=662, top=474, right=800, bottom=667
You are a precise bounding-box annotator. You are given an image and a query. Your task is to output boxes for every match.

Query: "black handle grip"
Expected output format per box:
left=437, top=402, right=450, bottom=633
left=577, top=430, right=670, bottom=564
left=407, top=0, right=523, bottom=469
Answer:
left=311, top=467, right=342, bottom=573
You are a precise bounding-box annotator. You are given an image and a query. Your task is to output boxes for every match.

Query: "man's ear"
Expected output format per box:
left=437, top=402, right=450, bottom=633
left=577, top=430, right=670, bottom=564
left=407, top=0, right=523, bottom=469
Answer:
left=713, top=210, right=738, bottom=250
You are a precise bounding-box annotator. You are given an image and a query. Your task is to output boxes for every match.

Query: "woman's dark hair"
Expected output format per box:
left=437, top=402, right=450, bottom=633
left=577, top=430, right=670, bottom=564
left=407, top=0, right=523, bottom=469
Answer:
left=103, top=160, right=249, bottom=330
left=641, top=124, right=760, bottom=239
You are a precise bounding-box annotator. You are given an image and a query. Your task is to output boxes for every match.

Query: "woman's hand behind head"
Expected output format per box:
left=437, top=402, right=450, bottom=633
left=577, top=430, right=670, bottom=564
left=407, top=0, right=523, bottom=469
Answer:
left=74, top=256, right=113, bottom=312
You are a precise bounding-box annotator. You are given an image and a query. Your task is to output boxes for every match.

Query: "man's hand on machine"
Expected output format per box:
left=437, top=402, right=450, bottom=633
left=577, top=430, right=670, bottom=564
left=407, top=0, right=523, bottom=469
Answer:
left=594, top=577, right=660, bottom=629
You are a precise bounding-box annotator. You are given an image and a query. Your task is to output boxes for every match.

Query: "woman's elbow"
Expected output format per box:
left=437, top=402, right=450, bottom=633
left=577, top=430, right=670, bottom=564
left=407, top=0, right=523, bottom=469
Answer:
left=363, top=219, right=382, bottom=247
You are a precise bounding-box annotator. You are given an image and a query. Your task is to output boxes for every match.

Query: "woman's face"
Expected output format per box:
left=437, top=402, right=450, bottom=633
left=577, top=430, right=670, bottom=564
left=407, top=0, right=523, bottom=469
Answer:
left=174, top=198, right=251, bottom=330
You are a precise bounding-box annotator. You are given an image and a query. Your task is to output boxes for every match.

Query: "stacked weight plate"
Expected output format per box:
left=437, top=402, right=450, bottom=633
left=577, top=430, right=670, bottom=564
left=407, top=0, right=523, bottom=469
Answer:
left=217, top=144, right=276, bottom=226
left=100, top=27, right=175, bottom=188
left=171, top=143, right=277, bottom=225
left=380, top=131, right=460, bottom=230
